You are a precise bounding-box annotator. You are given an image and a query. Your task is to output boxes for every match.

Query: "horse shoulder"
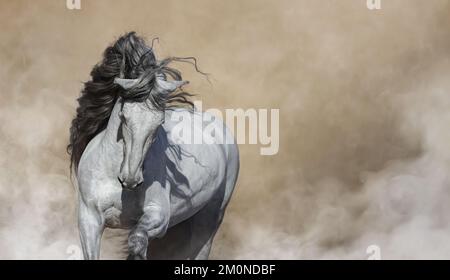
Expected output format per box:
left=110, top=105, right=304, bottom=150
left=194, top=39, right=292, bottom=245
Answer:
left=77, top=132, right=114, bottom=204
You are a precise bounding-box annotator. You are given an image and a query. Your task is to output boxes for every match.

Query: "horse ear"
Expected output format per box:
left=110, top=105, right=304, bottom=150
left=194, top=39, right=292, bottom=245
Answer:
left=155, top=75, right=189, bottom=93
left=114, top=78, right=139, bottom=90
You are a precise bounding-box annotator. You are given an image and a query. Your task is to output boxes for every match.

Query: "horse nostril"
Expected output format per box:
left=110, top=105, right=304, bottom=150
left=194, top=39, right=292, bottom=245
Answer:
left=118, top=176, right=131, bottom=189
left=137, top=173, right=143, bottom=184
left=131, top=180, right=143, bottom=189
left=118, top=174, right=142, bottom=189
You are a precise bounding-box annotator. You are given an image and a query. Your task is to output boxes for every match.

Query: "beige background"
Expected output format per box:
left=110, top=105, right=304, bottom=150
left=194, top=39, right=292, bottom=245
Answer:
left=1, top=0, right=450, bottom=259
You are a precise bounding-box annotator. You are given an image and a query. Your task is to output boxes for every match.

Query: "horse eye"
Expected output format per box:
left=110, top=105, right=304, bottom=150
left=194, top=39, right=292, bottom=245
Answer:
left=119, top=112, right=127, bottom=125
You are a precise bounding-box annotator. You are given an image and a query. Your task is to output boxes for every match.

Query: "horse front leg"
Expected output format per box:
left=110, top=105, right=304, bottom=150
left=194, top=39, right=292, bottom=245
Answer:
left=128, top=183, right=170, bottom=260
left=78, top=199, right=104, bottom=260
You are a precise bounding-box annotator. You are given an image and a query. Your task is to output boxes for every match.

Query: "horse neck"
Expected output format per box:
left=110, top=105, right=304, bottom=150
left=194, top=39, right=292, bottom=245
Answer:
left=99, top=99, right=123, bottom=168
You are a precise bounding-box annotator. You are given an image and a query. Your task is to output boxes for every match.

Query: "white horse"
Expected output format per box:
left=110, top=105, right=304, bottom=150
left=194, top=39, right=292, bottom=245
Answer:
left=68, top=32, right=239, bottom=260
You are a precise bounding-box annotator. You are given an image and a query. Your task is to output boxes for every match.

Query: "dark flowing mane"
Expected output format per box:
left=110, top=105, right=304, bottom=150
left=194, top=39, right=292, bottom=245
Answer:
left=68, top=32, right=198, bottom=173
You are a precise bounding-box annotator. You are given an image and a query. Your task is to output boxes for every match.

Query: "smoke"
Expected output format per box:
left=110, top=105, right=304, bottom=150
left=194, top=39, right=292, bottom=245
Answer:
left=0, top=0, right=449, bottom=259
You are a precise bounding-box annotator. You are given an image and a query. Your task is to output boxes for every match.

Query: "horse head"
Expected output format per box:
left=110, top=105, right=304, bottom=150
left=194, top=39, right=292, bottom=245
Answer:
left=114, top=74, right=188, bottom=189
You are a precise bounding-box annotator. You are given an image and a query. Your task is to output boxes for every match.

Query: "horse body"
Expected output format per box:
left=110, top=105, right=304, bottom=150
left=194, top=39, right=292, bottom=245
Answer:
left=70, top=32, right=239, bottom=260
left=77, top=100, right=239, bottom=259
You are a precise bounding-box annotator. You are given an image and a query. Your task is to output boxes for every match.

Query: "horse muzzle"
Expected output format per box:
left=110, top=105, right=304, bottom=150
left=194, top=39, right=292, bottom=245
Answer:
left=118, top=174, right=143, bottom=190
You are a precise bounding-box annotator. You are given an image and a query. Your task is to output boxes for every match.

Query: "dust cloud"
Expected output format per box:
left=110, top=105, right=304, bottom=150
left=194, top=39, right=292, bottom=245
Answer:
left=0, top=0, right=449, bottom=259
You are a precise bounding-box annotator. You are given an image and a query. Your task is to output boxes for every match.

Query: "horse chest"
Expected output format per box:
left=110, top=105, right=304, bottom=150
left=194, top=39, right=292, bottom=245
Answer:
left=100, top=187, right=143, bottom=229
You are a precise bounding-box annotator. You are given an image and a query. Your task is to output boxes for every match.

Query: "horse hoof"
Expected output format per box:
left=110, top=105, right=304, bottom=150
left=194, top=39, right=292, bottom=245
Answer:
left=128, top=231, right=148, bottom=258
left=127, top=253, right=146, bottom=260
